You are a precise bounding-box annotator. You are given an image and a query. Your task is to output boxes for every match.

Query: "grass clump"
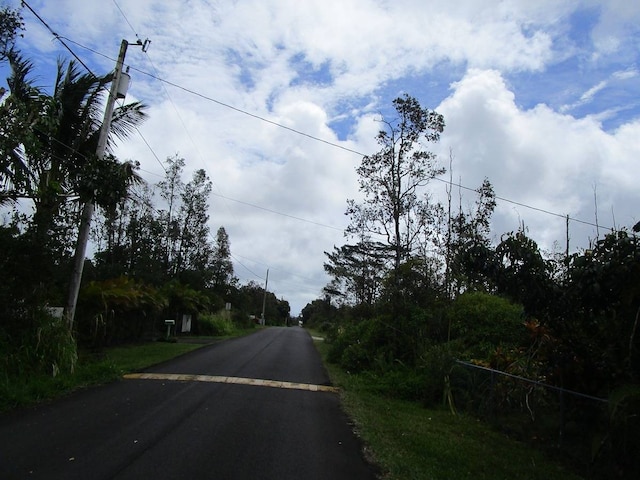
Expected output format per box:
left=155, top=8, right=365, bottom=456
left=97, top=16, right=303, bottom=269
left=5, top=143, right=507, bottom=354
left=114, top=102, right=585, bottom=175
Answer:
left=195, top=312, right=236, bottom=336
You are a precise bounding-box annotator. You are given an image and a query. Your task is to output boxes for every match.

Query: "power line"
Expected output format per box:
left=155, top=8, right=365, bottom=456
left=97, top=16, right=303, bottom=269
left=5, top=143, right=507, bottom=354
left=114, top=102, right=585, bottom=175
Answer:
left=431, top=176, right=610, bottom=230
left=134, top=127, right=167, bottom=173
left=112, top=0, right=140, bottom=42
left=211, top=192, right=345, bottom=231
left=15, top=2, right=296, bottom=290
left=229, top=253, right=264, bottom=280
left=64, top=36, right=613, bottom=231
left=22, top=2, right=165, bottom=176
left=17, top=7, right=615, bottom=234
left=21, top=1, right=95, bottom=76
left=56, top=36, right=365, bottom=157
left=6, top=44, right=336, bottom=270
left=109, top=2, right=270, bottom=283
left=111, top=1, right=242, bottom=230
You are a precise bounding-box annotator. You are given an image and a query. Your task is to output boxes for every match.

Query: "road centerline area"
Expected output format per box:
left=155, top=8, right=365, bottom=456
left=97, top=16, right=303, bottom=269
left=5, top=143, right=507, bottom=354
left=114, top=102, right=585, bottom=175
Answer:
left=123, top=372, right=339, bottom=393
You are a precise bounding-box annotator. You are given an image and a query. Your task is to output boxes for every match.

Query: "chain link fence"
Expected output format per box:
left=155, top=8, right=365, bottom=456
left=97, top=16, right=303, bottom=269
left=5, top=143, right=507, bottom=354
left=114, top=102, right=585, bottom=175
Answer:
left=450, top=360, right=615, bottom=477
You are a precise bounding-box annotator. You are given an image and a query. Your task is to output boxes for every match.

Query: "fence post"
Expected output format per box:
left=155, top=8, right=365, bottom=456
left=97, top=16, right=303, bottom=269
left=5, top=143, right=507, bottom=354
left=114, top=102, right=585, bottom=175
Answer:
left=490, top=370, right=496, bottom=419
left=558, top=389, right=565, bottom=448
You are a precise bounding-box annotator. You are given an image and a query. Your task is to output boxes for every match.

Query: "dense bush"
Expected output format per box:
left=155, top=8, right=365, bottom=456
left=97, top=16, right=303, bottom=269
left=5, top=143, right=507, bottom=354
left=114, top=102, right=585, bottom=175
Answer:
left=76, top=277, right=166, bottom=348
left=327, top=317, right=396, bottom=372
left=418, top=342, right=460, bottom=407
left=447, top=292, right=526, bottom=358
left=1, top=308, right=77, bottom=379
left=195, top=312, right=235, bottom=336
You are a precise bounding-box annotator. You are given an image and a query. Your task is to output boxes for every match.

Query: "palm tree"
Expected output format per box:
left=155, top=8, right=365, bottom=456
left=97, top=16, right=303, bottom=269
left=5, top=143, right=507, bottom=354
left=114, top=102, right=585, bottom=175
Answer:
left=0, top=51, right=42, bottom=205
left=34, top=58, right=147, bottom=242
left=1, top=51, right=147, bottom=296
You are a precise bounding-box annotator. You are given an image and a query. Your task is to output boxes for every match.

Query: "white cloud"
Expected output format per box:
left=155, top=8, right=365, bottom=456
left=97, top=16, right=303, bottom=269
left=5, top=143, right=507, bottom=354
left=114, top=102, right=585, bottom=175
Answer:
left=589, top=0, right=640, bottom=57
left=612, top=68, right=639, bottom=81
left=436, top=68, right=639, bottom=251
left=4, top=0, right=640, bottom=313
left=560, top=80, right=607, bottom=112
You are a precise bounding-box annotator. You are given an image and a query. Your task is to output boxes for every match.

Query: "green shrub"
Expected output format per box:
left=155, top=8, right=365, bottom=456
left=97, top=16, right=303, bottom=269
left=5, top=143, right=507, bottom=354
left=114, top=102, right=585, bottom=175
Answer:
left=76, top=277, right=166, bottom=348
left=447, top=291, right=526, bottom=359
left=196, top=312, right=235, bottom=336
left=340, top=342, right=370, bottom=373
left=1, top=307, right=77, bottom=379
left=417, top=343, right=460, bottom=407
left=371, top=367, right=429, bottom=402
left=327, top=318, right=394, bottom=372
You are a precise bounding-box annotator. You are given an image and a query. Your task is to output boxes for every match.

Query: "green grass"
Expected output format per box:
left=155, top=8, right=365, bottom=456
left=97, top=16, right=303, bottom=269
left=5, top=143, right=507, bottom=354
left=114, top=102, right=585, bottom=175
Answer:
left=312, top=334, right=583, bottom=480
left=1, top=326, right=262, bottom=413
left=101, top=342, right=202, bottom=372
left=0, top=341, right=203, bottom=412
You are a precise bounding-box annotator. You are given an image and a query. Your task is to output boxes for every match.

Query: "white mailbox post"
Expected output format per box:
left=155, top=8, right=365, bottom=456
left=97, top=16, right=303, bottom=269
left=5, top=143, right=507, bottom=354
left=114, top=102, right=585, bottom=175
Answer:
left=164, top=319, right=175, bottom=340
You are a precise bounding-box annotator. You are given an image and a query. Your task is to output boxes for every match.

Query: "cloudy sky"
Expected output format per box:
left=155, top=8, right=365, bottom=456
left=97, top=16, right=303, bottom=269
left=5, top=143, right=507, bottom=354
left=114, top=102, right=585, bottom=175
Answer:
left=3, top=0, right=640, bottom=314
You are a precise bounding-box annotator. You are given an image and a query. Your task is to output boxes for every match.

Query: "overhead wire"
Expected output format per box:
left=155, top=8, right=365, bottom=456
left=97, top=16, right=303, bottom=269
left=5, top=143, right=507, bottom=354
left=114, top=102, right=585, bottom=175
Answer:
left=211, top=192, right=345, bottom=231
left=20, top=2, right=615, bottom=241
left=111, top=0, right=140, bottom=43
left=111, top=0, right=265, bottom=280
left=21, top=1, right=95, bottom=76
left=61, top=36, right=614, bottom=232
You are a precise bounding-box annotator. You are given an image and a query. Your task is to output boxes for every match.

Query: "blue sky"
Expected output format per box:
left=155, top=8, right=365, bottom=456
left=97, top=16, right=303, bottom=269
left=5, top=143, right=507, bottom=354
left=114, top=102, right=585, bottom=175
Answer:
left=2, top=0, right=640, bottom=314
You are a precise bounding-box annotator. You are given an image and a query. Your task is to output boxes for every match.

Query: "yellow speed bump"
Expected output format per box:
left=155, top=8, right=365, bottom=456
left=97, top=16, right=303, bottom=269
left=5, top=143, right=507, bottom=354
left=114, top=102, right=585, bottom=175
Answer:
left=123, top=372, right=339, bottom=393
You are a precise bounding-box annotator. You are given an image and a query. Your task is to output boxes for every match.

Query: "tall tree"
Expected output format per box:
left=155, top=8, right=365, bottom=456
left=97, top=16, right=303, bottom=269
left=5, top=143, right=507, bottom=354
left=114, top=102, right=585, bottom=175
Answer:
left=211, top=226, right=235, bottom=292
left=157, top=154, right=185, bottom=271
left=449, top=178, right=497, bottom=294
left=346, top=94, right=445, bottom=272
left=323, top=241, right=389, bottom=307
left=174, top=168, right=213, bottom=276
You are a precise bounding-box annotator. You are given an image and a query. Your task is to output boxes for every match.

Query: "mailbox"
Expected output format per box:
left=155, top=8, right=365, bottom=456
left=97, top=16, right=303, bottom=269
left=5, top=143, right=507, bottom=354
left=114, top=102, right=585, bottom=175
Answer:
left=164, top=319, right=175, bottom=339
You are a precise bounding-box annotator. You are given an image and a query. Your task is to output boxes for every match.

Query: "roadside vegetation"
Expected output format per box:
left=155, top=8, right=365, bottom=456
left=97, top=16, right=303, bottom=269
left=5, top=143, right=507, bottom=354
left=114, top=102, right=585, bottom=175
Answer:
left=314, top=336, right=582, bottom=480
left=0, top=7, right=288, bottom=412
left=301, top=92, right=640, bottom=479
left=1, top=7, right=638, bottom=479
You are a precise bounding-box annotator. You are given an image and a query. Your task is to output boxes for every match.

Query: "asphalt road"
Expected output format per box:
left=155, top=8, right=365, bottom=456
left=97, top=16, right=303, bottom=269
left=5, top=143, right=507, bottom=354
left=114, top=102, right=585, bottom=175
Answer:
left=0, top=327, right=378, bottom=479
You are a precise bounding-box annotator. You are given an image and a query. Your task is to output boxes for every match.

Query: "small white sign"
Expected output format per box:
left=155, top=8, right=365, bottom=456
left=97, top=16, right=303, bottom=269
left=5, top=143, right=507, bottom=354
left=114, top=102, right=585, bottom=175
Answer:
left=181, top=314, right=192, bottom=333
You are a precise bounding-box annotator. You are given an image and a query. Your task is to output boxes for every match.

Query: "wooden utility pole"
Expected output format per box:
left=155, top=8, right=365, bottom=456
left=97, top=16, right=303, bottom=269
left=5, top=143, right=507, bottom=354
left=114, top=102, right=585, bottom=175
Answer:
left=65, top=39, right=130, bottom=329
left=261, top=269, right=269, bottom=326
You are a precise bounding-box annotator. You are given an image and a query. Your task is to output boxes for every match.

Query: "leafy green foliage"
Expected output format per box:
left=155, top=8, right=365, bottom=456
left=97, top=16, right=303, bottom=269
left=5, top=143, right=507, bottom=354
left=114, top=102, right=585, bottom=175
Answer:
left=1, top=307, right=77, bottom=380
left=596, top=384, right=640, bottom=478
left=447, top=292, right=526, bottom=358
left=323, top=241, right=389, bottom=306
left=447, top=178, right=497, bottom=295
left=231, top=281, right=290, bottom=326
left=0, top=6, right=23, bottom=61
left=315, top=339, right=583, bottom=480
left=76, top=277, right=167, bottom=347
left=327, top=317, right=396, bottom=372
left=308, top=95, right=640, bottom=478
left=195, top=312, right=235, bottom=336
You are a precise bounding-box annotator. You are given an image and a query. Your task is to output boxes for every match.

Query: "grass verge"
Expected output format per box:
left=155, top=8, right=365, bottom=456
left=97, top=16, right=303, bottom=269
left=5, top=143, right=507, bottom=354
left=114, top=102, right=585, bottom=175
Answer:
left=1, top=341, right=204, bottom=413
left=1, top=327, right=261, bottom=413
left=311, top=333, right=583, bottom=480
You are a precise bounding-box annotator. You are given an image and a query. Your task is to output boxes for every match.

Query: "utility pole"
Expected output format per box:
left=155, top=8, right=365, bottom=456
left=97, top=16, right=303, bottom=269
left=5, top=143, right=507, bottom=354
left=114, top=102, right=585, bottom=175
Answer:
left=260, top=269, right=269, bottom=326
left=64, top=39, right=146, bottom=329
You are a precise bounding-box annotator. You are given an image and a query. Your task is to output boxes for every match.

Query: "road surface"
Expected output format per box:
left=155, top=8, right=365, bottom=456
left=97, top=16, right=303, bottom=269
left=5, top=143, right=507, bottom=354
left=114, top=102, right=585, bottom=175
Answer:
left=0, top=327, right=378, bottom=479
